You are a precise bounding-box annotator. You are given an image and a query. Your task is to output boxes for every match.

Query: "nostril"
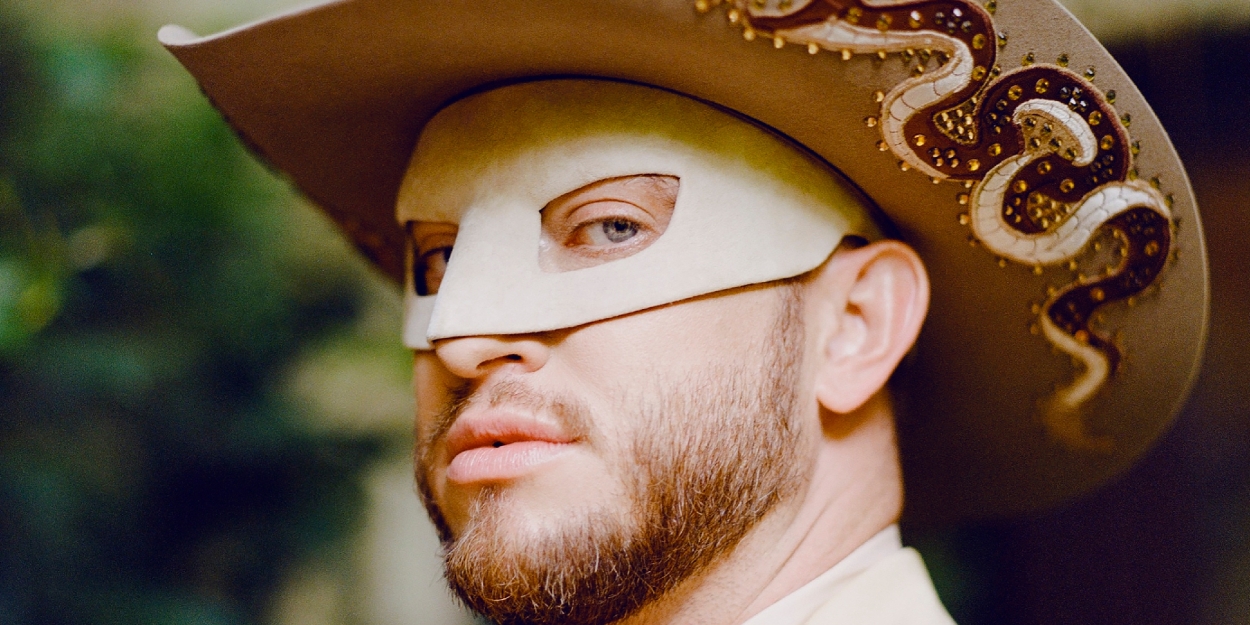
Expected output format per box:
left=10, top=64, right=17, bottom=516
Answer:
left=436, top=337, right=548, bottom=378
left=492, top=441, right=504, bottom=448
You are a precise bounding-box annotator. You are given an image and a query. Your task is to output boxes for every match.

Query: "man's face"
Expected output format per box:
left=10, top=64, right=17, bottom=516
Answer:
left=411, top=176, right=822, bottom=625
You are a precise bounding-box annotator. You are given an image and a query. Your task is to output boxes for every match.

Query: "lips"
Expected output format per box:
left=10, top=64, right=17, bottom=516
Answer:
left=443, top=411, right=578, bottom=484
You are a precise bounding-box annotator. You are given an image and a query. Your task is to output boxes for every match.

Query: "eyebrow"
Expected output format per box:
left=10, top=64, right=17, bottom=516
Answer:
left=620, top=174, right=679, bottom=205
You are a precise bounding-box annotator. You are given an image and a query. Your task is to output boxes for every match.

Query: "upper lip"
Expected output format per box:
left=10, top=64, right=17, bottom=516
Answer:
left=443, top=410, right=577, bottom=459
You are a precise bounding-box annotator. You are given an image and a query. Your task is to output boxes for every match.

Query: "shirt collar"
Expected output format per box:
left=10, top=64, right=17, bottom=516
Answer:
left=741, top=525, right=903, bottom=625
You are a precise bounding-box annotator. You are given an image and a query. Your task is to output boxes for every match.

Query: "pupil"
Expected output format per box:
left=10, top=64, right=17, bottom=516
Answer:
left=602, top=219, right=638, bottom=243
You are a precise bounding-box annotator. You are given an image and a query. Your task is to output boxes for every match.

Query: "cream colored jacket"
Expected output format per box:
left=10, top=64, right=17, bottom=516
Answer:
left=743, top=527, right=956, bottom=625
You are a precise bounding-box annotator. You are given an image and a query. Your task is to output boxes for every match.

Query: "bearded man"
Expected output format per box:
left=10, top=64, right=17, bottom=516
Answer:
left=160, top=0, right=1209, bottom=623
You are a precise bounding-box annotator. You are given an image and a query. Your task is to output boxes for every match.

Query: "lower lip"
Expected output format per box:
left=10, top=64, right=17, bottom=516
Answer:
left=446, top=441, right=574, bottom=484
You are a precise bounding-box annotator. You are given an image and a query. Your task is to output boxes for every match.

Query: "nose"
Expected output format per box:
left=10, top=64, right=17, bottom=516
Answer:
left=433, top=334, right=551, bottom=379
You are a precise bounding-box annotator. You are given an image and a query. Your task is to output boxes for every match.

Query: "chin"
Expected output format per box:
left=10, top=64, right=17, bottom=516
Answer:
left=437, top=451, right=626, bottom=537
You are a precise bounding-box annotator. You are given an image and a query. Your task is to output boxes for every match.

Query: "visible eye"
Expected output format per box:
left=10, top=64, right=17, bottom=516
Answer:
left=562, top=201, right=653, bottom=250
left=591, top=218, right=641, bottom=245
left=540, top=175, right=678, bottom=272
left=408, top=222, right=458, bottom=295
left=421, top=246, right=453, bottom=295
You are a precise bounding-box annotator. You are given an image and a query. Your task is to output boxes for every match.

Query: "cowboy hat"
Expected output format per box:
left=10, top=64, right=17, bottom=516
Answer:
left=159, top=0, right=1208, bottom=523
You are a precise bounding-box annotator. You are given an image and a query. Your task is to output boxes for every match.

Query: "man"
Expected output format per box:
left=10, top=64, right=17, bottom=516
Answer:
left=160, top=0, right=1209, bottom=623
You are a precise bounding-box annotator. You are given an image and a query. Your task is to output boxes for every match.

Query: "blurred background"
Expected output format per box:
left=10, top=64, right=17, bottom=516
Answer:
left=0, top=0, right=1246, bottom=624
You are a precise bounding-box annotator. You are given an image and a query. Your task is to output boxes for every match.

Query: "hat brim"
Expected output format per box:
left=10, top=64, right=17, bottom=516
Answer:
left=159, top=0, right=1208, bottom=523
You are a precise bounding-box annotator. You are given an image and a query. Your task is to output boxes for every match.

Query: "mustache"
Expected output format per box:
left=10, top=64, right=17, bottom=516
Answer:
left=421, top=378, right=595, bottom=454
left=414, top=378, right=597, bottom=548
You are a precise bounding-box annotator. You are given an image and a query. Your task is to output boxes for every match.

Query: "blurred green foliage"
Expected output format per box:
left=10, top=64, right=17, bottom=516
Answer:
left=0, top=10, right=389, bottom=624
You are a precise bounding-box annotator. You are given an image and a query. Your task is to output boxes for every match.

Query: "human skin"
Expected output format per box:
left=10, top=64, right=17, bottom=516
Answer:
left=412, top=176, right=930, bottom=625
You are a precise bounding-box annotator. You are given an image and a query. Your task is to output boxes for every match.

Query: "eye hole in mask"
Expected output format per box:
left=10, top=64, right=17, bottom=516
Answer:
left=409, top=222, right=458, bottom=296
left=539, top=174, right=678, bottom=272
left=407, top=174, right=680, bottom=295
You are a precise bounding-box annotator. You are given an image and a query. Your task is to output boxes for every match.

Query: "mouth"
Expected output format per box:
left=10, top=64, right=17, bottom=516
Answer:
left=442, top=411, right=578, bottom=484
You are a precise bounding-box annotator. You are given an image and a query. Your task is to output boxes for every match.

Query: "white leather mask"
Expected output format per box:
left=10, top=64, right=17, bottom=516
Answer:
left=396, top=80, right=878, bottom=350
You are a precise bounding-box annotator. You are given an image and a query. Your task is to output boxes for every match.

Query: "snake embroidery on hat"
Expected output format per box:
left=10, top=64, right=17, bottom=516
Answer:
left=703, top=0, right=1174, bottom=451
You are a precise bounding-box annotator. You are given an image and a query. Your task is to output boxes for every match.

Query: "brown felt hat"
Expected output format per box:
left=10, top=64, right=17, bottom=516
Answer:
left=159, top=0, right=1208, bottom=523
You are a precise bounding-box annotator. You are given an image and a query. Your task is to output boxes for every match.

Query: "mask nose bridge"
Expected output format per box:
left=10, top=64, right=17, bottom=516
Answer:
left=423, top=190, right=547, bottom=343
left=449, top=189, right=546, bottom=282
left=402, top=186, right=548, bottom=351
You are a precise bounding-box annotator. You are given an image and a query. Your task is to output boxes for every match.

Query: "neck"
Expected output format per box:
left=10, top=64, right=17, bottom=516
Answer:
left=616, top=392, right=904, bottom=625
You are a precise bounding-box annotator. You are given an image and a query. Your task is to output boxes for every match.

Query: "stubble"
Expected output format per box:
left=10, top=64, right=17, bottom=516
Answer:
left=416, top=284, right=809, bottom=625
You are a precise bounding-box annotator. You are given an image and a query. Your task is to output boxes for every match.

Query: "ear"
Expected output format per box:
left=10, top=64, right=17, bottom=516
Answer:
left=810, top=240, right=930, bottom=415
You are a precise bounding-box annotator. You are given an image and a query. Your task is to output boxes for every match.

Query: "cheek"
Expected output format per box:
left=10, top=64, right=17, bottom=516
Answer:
left=413, top=353, right=464, bottom=522
left=413, top=352, right=458, bottom=465
left=414, top=352, right=451, bottom=420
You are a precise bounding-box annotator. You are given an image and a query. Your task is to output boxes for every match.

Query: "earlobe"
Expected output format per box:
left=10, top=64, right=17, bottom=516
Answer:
left=812, top=241, right=930, bottom=415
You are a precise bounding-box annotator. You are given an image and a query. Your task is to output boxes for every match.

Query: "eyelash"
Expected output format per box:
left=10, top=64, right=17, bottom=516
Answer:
left=563, top=202, right=654, bottom=249
left=572, top=216, right=646, bottom=247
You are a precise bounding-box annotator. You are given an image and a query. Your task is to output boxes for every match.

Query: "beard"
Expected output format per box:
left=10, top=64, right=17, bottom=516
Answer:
left=416, top=285, right=808, bottom=625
